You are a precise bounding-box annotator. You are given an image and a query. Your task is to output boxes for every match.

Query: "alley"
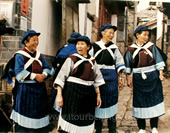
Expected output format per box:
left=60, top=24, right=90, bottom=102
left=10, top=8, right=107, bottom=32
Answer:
left=52, top=77, right=170, bottom=133
left=115, top=77, right=170, bottom=133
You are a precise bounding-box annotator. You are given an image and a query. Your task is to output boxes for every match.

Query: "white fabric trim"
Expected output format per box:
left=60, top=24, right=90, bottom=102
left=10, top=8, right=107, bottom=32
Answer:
left=10, top=110, right=49, bottom=129
left=130, top=42, right=153, bottom=59
left=124, top=67, right=131, bottom=74
left=72, top=53, right=94, bottom=70
left=67, top=76, right=94, bottom=86
left=132, top=102, right=165, bottom=118
left=133, top=65, right=156, bottom=73
left=16, top=69, right=30, bottom=82
left=133, top=65, right=156, bottom=80
left=95, top=40, right=117, bottom=61
left=98, top=64, right=115, bottom=69
left=117, top=65, right=126, bottom=73
left=155, top=61, right=165, bottom=70
left=30, top=73, right=36, bottom=80
left=43, top=72, right=47, bottom=77
left=53, top=95, right=61, bottom=112
left=16, top=50, right=42, bottom=69
left=58, top=113, right=94, bottom=133
left=95, top=103, right=117, bottom=119
left=54, top=79, right=65, bottom=88
left=20, top=72, right=30, bottom=82
left=93, top=78, right=105, bottom=88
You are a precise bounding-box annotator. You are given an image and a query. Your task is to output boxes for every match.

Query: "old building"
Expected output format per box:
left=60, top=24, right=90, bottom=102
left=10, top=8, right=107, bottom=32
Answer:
left=0, top=0, right=169, bottom=132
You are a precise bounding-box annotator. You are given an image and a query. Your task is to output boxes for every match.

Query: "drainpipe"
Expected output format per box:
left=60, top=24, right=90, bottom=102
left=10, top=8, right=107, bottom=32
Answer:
left=162, top=15, right=165, bottom=51
left=84, top=4, right=88, bottom=36
left=0, top=35, right=1, bottom=54
left=133, top=1, right=138, bottom=43
left=125, top=6, right=128, bottom=47
left=62, top=0, right=66, bottom=45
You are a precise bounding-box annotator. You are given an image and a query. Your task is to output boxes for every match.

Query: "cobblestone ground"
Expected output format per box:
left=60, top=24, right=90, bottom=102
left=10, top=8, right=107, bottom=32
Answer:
left=51, top=77, right=170, bottom=133
left=115, top=77, right=170, bottom=133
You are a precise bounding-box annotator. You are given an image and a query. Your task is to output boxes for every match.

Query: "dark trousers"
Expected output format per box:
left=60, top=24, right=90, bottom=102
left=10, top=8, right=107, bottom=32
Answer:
left=14, top=123, right=49, bottom=133
left=136, top=117, right=158, bottom=130
left=95, top=115, right=116, bottom=133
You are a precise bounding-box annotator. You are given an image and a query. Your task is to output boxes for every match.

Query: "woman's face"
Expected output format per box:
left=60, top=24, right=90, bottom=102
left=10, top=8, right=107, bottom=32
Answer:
left=25, top=35, right=39, bottom=52
left=136, top=31, right=149, bottom=45
left=102, top=28, right=115, bottom=43
left=76, top=41, right=90, bottom=56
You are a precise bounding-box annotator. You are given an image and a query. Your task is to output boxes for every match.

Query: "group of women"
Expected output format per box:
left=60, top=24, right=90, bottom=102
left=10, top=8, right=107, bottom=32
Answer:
left=9, top=24, right=165, bottom=133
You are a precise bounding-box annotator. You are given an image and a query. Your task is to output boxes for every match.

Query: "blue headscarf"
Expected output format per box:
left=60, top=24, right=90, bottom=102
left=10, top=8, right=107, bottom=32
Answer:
left=133, top=25, right=151, bottom=38
left=99, top=23, right=117, bottom=38
left=55, top=32, right=81, bottom=58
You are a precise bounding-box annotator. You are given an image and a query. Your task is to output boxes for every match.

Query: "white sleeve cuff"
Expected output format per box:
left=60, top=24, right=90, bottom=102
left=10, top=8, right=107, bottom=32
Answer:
left=43, top=72, right=48, bottom=77
left=158, top=67, right=164, bottom=70
left=30, top=73, right=36, bottom=80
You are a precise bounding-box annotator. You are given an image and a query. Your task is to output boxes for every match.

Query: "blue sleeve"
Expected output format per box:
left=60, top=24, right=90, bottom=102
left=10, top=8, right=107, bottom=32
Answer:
left=152, top=45, right=165, bottom=70
left=14, top=54, right=25, bottom=75
left=41, top=54, right=51, bottom=76
left=124, top=50, right=133, bottom=74
left=115, top=48, right=126, bottom=73
left=15, top=54, right=30, bottom=82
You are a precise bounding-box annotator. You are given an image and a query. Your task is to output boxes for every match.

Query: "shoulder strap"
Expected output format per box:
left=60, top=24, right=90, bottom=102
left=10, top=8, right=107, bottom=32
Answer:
left=72, top=53, right=95, bottom=70
left=16, top=50, right=42, bottom=69
left=130, top=42, right=153, bottom=59
left=95, top=41, right=117, bottom=60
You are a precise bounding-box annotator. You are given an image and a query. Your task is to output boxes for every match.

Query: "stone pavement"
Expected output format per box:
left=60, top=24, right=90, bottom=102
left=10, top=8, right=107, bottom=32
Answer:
left=115, top=77, right=170, bottom=133
left=51, top=77, right=170, bottom=133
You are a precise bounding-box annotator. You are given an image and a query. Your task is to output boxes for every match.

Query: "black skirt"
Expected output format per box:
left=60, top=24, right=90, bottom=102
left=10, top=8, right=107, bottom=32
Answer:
left=61, top=81, right=97, bottom=126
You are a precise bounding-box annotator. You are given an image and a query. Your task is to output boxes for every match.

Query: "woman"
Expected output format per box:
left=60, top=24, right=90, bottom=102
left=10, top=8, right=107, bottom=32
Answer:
left=124, top=25, right=165, bottom=133
left=89, top=23, right=125, bottom=133
left=10, top=30, right=51, bottom=132
left=54, top=35, right=105, bottom=133
left=52, top=32, right=81, bottom=80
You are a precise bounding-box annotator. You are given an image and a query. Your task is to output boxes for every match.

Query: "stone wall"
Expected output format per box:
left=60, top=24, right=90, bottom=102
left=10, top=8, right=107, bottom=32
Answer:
left=0, top=1, right=55, bottom=131
left=91, top=15, right=98, bottom=43
left=0, top=0, right=33, bottom=63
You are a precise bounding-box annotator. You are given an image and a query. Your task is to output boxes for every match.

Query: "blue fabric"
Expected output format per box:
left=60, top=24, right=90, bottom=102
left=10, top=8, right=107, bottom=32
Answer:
left=6, top=68, right=14, bottom=84
left=75, top=35, right=91, bottom=45
left=133, top=70, right=164, bottom=108
left=99, top=24, right=117, bottom=37
left=152, top=44, right=165, bottom=65
left=133, top=25, right=151, bottom=37
left=15, top=54, right=25, bottom=76
left=99, top=69, right=118, bottom=108
left=22, top=30, right=40, bottom=44
left=70, top=32, right=81, bottom=38
left=11, top=49, right=51, bottom=128
left=55, top=44, right=77, bottom=60
left=13, top=82, right=48, bottom=119
left=67, top=32, right=81, bottom=43
left=16, top=69, right=30, bottom=82
left=95, top=103, right=117, bottom=119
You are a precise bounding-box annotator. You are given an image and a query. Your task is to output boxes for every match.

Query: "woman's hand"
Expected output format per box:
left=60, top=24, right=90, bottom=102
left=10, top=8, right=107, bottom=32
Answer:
left=126, top=74, right=133, bottom=88
left=35, top=74, right=44, bottom=82
left=118, top=71, right=124, bottom=88
left=95, top=87, right=101, bottom=108
left=96, top=94, right=102, bottom=108
left=159, top=70, right=165, bottom=81
left=56, top=85, right=63, bottom=107
left=56, top=94, right=63, bottom=108
left=42, top=73, right=46, bottom=80
left=118, top=78, right=123, bottom=88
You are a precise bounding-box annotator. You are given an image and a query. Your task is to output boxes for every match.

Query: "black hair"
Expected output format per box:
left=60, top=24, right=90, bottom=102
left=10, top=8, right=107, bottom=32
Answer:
left=23, top=36, right=31, bottom=46
left=135, top=30, right=151, bottom=39
left=26, top=36, right=31, bottom=42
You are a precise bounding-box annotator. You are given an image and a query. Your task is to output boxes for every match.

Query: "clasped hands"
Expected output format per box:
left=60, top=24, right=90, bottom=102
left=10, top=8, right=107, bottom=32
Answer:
left=35, top=73, right=46, bottom=83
